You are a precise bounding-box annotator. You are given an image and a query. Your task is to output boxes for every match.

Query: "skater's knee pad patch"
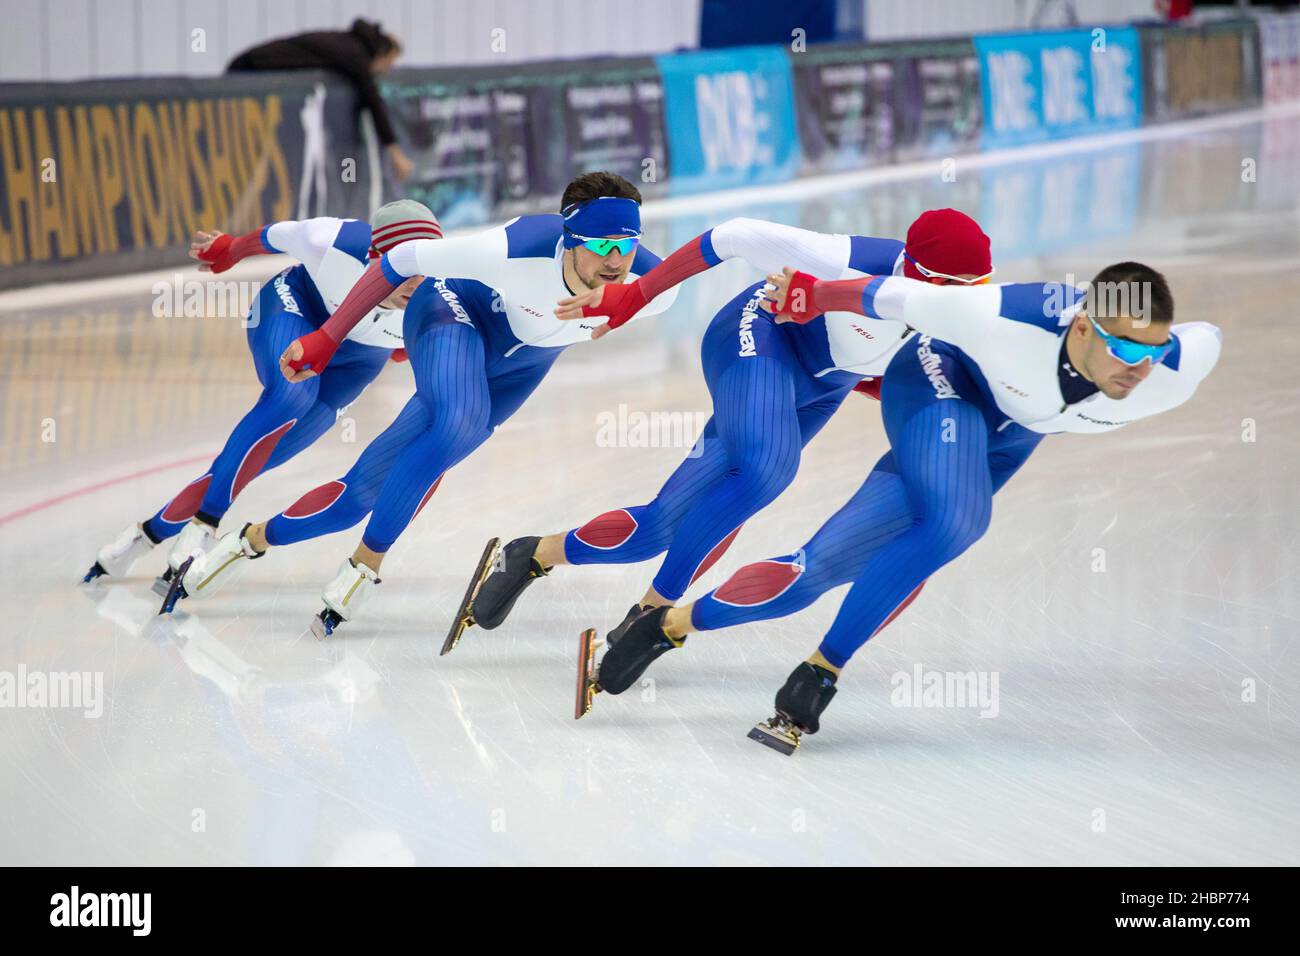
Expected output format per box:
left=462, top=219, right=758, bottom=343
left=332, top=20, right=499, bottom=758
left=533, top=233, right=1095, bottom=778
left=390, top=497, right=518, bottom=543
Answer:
left=283, top=479, right=347, bottom=518
left=574, top=509, right=638, bottom=549
left=161, top=474, right=213, bottom=523
left=231, top=419, right=297, bottom=501
left=713, top=559, right=802, bottom=607
left=411, top=474, right=444, bottom=520
left=688, top=524, right=744, bottom=586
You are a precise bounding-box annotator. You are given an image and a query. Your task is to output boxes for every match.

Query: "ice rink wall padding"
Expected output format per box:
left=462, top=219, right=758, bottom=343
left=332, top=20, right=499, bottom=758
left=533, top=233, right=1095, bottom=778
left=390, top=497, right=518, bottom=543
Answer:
left=0, top=15, right=1288, bottom=291
left=0, top=71, right=382, bottom=290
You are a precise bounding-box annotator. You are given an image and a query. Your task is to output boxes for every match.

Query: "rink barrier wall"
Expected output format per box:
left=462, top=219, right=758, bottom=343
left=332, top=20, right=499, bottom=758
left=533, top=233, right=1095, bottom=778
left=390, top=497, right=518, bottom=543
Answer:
left=0, top=15, right=1294, bottom=291
left=0, top=71, right=379, bottom=290
left=379, top=55, right=671, bottom=230
left=790, top=38, right=983, bottom=175
left=1141, top=18, right=1262, bottom=123
left=1257, top=11, right=1300, bottom=104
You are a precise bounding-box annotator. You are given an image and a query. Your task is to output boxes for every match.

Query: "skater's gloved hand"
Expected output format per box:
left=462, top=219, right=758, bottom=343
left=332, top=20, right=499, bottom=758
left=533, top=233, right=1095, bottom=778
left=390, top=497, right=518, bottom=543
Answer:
left=281, top=329, right=338, bottom=382
left=762, top=268, right=822, bottom=325
left=190, top=231, right=231, bottom=273
left=555, top=279, right=648, bottom=336
left=192, top=228, right=270, bottom=274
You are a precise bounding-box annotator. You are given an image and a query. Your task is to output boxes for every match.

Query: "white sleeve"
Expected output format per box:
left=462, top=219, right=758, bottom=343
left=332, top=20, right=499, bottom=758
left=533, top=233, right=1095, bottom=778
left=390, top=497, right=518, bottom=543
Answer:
left=709, top=218, right=854, bottom=279
left=1171, top=321, right=1223, bottom=383
left=866, top=277, right=1007, bottom=354
left=264, top=218, right=343, bottom=273
left=386, top=227, right=510, bottom=285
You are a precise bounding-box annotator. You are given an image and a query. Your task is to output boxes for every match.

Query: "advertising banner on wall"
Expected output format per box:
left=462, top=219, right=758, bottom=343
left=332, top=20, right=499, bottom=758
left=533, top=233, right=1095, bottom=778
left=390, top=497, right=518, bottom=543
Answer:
left=791, top=43, right=899, bottom=175
left=1141, top=19, right=1261, bottom=122
left=791, top=39, right=982, bottom=175
left=384, top=57, right=667, bottom=228
left=894, top=44, right=983, bottom=160
left=1257, top=13, right=1300, bottom=103
left=0, top=72, right=379, bottom=290
left=382, top=67, right=538, bottom=230
left=521, top=57, right=669, bottom=204
left=656, top=45, right=799, bottom=195
left=974, top=27, right=1143, bottom=150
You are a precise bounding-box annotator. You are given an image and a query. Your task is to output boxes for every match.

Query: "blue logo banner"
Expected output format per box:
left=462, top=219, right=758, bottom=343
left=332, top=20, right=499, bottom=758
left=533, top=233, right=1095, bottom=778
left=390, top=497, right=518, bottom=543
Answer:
left=656, top=46, right=800, bottom=195
left=975, top=27, right=1143, bottom=149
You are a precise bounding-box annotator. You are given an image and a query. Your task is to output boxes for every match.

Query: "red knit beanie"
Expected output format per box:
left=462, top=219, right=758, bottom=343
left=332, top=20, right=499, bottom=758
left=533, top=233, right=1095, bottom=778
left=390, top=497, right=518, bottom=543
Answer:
left=903, top=208, right=992, bottom=281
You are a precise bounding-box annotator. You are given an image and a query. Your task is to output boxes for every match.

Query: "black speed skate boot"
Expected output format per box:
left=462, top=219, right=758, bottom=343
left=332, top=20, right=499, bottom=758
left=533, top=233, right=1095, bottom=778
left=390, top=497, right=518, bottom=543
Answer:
left=442, top=536, right=549, bottom=655
left=748, top=662, right=838, bottom=755
left=470, top=536, right=549, bottom=630
left=595, top=606, right=684, bottom=695
left=606, top=603, right=650, bottom=647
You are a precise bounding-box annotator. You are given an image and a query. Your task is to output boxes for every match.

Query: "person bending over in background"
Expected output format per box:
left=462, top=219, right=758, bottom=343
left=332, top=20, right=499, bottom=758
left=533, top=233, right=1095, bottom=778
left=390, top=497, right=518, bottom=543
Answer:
left=228, top=18, right=414, bottom=182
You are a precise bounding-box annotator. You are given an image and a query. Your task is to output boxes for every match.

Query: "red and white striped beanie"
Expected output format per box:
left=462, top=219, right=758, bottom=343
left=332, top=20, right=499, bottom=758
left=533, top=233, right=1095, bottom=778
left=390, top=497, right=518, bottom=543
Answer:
left=368, top=200, right=442, bottom=258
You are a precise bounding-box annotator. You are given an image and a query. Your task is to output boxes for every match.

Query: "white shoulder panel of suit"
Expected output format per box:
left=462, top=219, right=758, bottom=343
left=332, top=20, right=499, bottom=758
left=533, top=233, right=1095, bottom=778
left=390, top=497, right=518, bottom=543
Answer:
left=265, top=217, right=405, bottom=350
left=708, top=217, right=913, bottom=377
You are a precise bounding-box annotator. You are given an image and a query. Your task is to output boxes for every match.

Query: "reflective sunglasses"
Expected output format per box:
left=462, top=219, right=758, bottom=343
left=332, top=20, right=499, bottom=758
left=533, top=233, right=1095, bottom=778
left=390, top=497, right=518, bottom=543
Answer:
left=905, top=253, right=995, bottom=285
left=567, top=232, right=640, bottom=257
left=1087, top=313, right=1174, bottom=366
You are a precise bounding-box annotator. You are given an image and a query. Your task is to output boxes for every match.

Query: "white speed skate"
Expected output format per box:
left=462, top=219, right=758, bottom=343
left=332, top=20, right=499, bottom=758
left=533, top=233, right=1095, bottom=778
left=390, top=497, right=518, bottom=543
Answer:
left=151, top=521, right=218, bottom=597
left=310, top=559, right=381, bottom=639
left=158, top=523, right=265, bottom=614
left=83, top=523, right=157, bottom=582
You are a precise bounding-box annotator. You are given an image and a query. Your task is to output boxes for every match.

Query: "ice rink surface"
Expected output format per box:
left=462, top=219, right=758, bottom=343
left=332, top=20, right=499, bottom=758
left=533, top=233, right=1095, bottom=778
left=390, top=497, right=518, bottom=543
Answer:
left=1, top=108, right=1297, bottom=866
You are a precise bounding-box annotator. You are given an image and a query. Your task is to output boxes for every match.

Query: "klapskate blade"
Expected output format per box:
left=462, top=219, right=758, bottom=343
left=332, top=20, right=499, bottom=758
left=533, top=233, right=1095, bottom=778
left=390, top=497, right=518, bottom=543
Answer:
left=157, top=557, right=193, bottom=615
left=150, top=568, right=174, bottom=597
left=747, top=720, right=800, bottom=755
left=440, top=536, right=500, bottom=656
left=574, top=628, right=601, bottom=720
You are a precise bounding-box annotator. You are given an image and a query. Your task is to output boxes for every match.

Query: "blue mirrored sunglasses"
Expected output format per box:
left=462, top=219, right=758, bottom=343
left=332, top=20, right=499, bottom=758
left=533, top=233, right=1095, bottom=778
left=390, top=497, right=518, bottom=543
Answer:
left=1087, top=313, right=1173, bottom=366
left=567, top=232, right=639, bottom=257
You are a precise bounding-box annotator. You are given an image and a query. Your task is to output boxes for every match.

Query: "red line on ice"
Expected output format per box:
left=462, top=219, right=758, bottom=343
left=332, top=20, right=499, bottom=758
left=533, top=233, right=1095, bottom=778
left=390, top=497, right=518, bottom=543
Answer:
left=0, top=453, right=215, bottom=527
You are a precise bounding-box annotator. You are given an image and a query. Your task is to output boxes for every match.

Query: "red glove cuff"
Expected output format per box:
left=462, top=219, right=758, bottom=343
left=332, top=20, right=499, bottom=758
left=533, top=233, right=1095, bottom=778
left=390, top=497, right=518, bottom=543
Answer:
left=778, top=271, right=821, bottom=324
left=287, top=328, right=339, bottom=374
left=198, top=234, right=234, bottom=272
left=584, top=280, right=649, bottom=330
left=199, top=229, right=268, bottom=274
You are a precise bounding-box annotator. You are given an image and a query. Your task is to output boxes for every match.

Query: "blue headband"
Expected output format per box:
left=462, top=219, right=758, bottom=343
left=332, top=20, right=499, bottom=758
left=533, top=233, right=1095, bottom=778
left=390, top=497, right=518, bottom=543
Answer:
left=561, top=197, right=642, bottom=248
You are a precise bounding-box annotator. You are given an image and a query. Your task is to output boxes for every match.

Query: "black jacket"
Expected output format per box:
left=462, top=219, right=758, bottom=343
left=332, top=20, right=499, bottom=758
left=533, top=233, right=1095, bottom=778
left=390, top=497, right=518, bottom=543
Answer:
left=228, top=19, right=398, bottom=146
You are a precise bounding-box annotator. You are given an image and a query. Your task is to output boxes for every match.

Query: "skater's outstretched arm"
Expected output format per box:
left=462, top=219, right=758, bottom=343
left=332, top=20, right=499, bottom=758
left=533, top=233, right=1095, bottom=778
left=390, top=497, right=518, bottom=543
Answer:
left=280, top=228, right=505, bottom=381
left=765, top=267, right=1064, bottom=359
left=556, top=218, right=899, bottom=335
left=191, top=218, right=361, bottom=274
